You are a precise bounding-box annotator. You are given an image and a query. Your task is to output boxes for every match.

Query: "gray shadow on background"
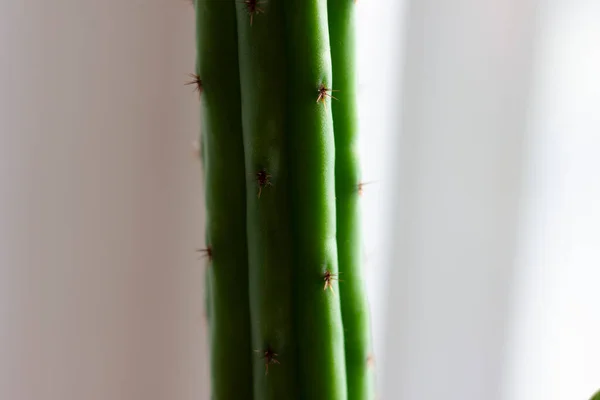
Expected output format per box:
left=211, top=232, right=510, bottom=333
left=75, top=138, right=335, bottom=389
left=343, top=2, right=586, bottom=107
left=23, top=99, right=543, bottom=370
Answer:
left=382, top=1, right=539, bottom=399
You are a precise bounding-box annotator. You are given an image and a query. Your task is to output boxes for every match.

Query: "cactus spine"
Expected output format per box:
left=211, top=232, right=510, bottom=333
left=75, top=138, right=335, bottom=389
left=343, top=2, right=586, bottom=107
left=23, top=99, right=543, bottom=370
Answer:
left=194, top=0, right=373, bottom=397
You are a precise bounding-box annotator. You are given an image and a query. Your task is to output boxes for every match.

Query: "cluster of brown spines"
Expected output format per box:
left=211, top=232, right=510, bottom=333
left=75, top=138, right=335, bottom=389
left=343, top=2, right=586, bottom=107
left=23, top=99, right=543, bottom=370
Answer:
left=196, top=246, right=213, bottom=261
left=323, top=269, right=340, bottom=293
left=316, top=84, right=338, bottom=105
left=255, top=346, right=280, bottom=375
left=185, top=73, right=203, bottom=94
left=255, top=168, right=272, bottom=198
left=242, top=0, right=264, bottom=26
left=358, top=181, right=375, bottom=196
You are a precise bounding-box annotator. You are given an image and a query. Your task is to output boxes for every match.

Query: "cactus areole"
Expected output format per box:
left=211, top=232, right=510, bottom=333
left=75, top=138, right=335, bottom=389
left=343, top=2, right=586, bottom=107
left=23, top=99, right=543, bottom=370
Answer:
left=193, top=0, right=374, bottom=397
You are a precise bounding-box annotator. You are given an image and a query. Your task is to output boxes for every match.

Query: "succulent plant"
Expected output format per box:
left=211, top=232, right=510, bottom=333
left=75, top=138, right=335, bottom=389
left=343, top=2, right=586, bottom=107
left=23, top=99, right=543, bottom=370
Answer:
left=194, top=0, right=373, bottom=397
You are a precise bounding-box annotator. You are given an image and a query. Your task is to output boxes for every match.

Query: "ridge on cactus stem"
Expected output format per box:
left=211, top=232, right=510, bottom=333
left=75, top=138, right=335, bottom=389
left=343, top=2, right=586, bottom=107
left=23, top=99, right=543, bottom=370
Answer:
left=236, top=0, right=298, bottom=395
left=328, top=0, right=375, bottom=394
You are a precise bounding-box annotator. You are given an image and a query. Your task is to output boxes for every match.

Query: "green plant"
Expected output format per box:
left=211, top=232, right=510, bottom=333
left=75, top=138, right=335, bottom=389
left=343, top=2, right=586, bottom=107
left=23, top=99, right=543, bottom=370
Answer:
left=194, top=0, right=373, bottom=398
left=591, top=389, right=600, bottom=400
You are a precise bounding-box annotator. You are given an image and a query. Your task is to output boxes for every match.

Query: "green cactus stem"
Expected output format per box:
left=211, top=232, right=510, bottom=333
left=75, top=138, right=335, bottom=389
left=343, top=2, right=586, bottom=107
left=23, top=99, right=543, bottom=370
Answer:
left=284, top=0, right=348, bottom=398
left=235, top=0, right=298, bottom=398
left=194, top=0, right=373, bottom=397
left=195, top=0, right=253, bottom=398
left=328, top=0, right=375, bottom=398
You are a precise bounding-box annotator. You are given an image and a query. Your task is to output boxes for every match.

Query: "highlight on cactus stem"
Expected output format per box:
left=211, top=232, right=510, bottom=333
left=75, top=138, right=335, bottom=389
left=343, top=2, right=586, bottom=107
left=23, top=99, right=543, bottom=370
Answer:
left=192, top=0, right=374, bottom=397
left=590, top=389, right=600, bottom=400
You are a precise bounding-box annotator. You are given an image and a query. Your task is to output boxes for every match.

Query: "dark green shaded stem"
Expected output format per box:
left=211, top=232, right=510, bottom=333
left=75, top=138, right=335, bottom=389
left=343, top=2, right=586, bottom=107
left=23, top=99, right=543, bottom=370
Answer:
left=196, top=1, right=253, bottom=398
left=327, top=0, right=375, bottom=398
left=235, top=0, right=298, bottom=398
left=283, top=0, right=348, bottom=397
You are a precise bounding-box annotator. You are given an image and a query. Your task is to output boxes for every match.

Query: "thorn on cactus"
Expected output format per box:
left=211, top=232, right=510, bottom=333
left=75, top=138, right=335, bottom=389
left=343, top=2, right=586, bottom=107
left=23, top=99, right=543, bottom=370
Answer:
left=192, top=140, right=201, bottom=159
left=367, top=353, right=375, bottom=368
left=241, top=0, right=265, bottom=26
left=316, top=84, right=338, bottom=105
left=196, top=246, right=213, bottom=261
left=255, top=346, right=280, bottom=375
left=185, top=73, right=203, bottom=94
left=323, top=269, right=340, bottom=293
left=255, top=168, right=272, bottom=198
left=357, top=181, right=375, bottom=196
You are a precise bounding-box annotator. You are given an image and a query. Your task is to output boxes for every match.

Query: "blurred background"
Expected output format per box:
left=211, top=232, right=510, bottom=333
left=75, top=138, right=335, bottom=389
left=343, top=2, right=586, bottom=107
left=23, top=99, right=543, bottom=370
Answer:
left=1, top=0, right=599, bottom=399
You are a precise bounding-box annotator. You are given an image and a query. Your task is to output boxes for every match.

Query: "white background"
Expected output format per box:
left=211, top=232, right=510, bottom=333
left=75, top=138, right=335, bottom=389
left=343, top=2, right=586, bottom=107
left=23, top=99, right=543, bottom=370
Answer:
left=1, top=0, right=599, bottom=399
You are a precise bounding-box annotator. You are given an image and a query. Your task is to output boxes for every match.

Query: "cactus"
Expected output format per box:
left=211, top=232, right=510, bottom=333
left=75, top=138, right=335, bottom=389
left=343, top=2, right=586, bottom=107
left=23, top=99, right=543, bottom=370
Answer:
left=591, top=389, right=600, bottom=400
left=194, top=0, right=373, bottom=398
left=328, top=0, right=375, bottom=398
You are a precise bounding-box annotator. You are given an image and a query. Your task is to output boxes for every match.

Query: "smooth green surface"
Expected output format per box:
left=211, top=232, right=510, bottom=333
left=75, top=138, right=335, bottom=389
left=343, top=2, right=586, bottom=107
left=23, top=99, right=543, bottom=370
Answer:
left=591, top=389, right=600, bottom=400
left=328, top=0, right=375, bottom=398
left=236, top=0, right=298, bottom=398
left=196, top=0, right=253, bottom=398
left=203, top=250, right=211, bottom=322
left=284, top=0, right=348, bottom=398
